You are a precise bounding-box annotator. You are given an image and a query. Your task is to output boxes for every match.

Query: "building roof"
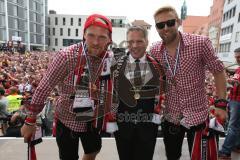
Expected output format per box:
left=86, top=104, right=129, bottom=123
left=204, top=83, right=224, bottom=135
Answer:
left=131, top=20, right=151, bottom=29
left=182, top=16, right=209, bottom=34
left=193, top=23, right=209, bottom=36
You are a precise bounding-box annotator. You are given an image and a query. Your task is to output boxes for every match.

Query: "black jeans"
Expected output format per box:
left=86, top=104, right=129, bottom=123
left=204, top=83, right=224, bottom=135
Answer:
left=56, top=120, right=102, bottom=160
left=114, top=122, right=158, bottom=160
left=161, top=120, right=205, bottom=160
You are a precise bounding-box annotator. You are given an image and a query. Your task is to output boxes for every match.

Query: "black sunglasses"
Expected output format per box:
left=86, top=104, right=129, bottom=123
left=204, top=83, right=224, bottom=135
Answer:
left=156, top=19, right=176, bottom=30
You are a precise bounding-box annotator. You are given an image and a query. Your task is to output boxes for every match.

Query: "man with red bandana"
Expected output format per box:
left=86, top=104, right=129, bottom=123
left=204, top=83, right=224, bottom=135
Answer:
left=21, top=14, right=114, bottom=160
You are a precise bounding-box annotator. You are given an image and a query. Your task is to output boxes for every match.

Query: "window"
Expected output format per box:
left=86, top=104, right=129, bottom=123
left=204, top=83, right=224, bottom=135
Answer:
left=60, top=28, right=63, bottom=36
left=0, top=1, right=4, bottom=13
left=53, top=28, right=55, bottom=36
left=226, top=12, right=229, bottom=20
left=48, top=38, right=50, bottom=46
left=71, top=18, right=73, bottom=26
left=68, top=28, right=71, bottom=36
left=78, top=18, right=81, bottom=26
left=0, top=15, right=5, bottom=26
left=11, top=5, right=18, bottom=16
left=230, top=25, right=233, bottom=33
left=238, top=13, right=240, bottom=22
left=48, top=17, right=50, bottom=25
left=33, top=23, right=37, bottom=32
left=75, top=29, right=78, bottom=36
left=219, top=42, right=231, bottom=52
left=33, top=1, right=37, bottom=10
left=33, top=13, right=37, bottom=22
left=55, top=38, right=58, bottom=46
left=55, top=17, right=58, bottom=25
left=223, top=6, right=236, bottom=22
left=63, top=17, right=65, bottom=25
left=63, top=39, right=81, bottom=46
left=111, top=19, right=125, bottom=27
left=236, top=32, right=240, bottom=42
left=233, top=7, right=236, bottom=17
left=229, top=9, right=232, bottom=18
left=221, top=24, right=234, bottom=36
left=48, top=28, right=50, bottom=35
left=9, top=18, right=18, bottom=29
left=120, top=20, right=123, bottom=27
left=30, top=34, right=36, bottom=43
left=0, top=29, right=6, bottom=41
left=227, top=0, right=233, bottom=4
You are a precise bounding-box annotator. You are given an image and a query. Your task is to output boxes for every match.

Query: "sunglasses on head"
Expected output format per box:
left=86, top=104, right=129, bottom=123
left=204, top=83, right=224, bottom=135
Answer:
left=156, top=19, right=176, bottom=30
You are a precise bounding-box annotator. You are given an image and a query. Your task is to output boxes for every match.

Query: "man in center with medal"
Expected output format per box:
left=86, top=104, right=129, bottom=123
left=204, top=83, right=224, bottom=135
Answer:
left=111, top=25, right=165, bottom=160
left=21, top=14, right=114, bottom=160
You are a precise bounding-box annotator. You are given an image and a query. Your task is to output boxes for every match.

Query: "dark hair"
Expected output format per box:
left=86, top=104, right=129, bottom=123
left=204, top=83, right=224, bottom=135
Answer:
left=234, top=47, right=240, bottom=53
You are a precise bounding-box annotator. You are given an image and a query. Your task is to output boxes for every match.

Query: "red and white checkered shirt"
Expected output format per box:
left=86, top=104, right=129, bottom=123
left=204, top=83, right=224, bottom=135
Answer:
left=228, top=67, right=240, bottom=101
left=27, top=43, right=112, bottom=132
left=150, top=32, right=224, bottom=126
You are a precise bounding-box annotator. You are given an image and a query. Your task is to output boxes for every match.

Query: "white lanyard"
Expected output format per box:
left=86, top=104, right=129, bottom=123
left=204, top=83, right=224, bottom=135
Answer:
left=81, top=42, right=108, bottom=84
left=164, top=42, right=180, bottom=77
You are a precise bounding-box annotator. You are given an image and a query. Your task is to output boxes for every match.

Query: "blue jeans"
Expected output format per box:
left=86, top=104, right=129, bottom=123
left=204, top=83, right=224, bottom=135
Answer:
left=220, top=100, right=240, bottom=154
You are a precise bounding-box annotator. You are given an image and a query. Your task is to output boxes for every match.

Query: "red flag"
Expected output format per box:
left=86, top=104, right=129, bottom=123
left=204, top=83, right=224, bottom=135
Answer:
left=191, top=121, right=218, bottom=160
left=28, top=143, right=37, bottom=160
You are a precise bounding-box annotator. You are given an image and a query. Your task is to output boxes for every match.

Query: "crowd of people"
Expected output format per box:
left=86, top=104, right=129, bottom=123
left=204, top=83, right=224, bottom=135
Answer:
left=0, top=50, right=56, bottom=136
left=0, top=40, right=26, bottom=55
left=0, top=5, right=239, bottom=160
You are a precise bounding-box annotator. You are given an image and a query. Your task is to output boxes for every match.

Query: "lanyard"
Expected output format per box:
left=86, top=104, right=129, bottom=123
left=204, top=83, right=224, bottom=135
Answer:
left=164, top=42, right=180, bottom=77
left=74, top=44, right=85, bottom=87
left=82, top=42, right=108, bottom=84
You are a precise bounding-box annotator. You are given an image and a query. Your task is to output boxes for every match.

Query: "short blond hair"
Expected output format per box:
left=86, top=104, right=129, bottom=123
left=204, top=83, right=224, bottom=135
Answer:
left=154, top=5, right=179, bottom=19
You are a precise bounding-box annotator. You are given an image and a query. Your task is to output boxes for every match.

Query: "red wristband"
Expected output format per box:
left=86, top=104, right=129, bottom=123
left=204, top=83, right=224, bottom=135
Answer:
left=106, top=113, right=116, bottom=122
left=25, top=117, right=36, bottom=123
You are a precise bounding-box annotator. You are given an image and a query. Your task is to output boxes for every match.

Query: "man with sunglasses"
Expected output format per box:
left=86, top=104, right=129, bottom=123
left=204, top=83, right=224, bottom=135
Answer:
left=150, top=5, right=227, bottom=160
left=21, top=14, right=114, bottom=160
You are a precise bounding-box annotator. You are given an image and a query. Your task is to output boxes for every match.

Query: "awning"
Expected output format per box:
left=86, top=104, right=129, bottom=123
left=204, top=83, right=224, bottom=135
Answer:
left=222, top=61, right=239, bottom=73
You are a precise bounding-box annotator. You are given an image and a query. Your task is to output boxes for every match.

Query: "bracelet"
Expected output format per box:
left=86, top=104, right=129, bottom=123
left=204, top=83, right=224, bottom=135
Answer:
left=214, top=99, right=228, bottom=111
left=24, top=121, right=36, bottom=126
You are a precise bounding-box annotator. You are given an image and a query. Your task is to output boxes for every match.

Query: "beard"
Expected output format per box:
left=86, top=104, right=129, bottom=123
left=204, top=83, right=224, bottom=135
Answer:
left=160, top=31, right=178, bottom=45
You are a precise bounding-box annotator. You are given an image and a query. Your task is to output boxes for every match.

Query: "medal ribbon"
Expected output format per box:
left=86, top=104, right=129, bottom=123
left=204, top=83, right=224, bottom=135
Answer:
left=164, top=42, right=180, bottom=81
left=82, top=42, right=108, bottom=85
left=82, top=42, right=108, bottom=98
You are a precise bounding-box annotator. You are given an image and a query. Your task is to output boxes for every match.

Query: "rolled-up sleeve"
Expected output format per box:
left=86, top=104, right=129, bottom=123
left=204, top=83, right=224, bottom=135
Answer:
left=202, top=37, right=224, bottom=73
left=27, top=51, right=68, bottom=116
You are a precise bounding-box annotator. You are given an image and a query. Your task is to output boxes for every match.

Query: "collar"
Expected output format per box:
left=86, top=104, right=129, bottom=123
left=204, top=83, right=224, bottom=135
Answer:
left=179, top=32, right=192, bottom=47
left=157, top=31, right=192, bottom=54
left=129, top=54, right=146, bottom=63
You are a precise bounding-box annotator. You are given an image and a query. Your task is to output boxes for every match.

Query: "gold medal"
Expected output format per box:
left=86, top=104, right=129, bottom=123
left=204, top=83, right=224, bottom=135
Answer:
left=92, top=84, right=97, bottom=91
left=90, top=83, right=97, bottom=93
left=134, top=92, right=140, bottom=100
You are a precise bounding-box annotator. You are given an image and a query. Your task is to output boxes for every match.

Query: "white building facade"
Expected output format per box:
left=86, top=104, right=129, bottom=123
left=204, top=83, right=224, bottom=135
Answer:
left=48, top=11, right=129, bottom=51
left=0, top=0, right=48, bottom=51
left=218, top=0, right=240, bottom=63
